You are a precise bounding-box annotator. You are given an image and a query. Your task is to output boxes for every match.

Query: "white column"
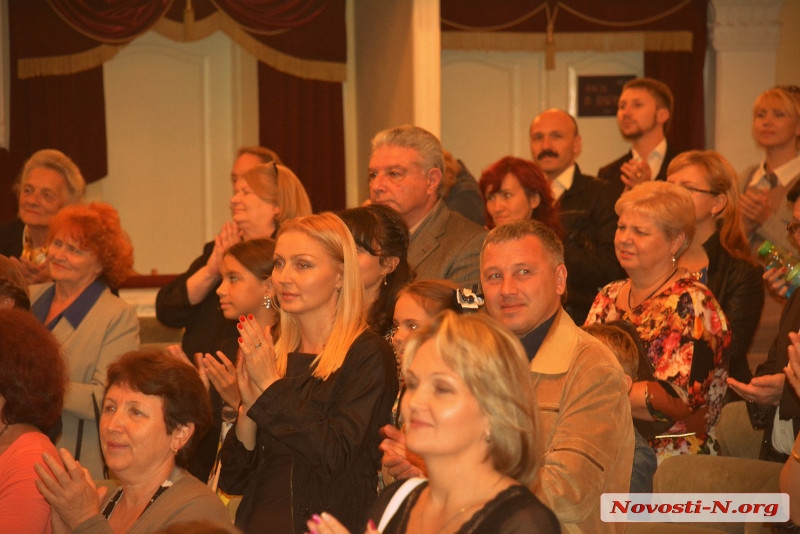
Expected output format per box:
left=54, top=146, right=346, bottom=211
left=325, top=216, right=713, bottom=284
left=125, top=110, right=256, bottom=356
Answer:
left=710, top=0, right=785, bottom=174
left=412, top=0, right=441, bottom=137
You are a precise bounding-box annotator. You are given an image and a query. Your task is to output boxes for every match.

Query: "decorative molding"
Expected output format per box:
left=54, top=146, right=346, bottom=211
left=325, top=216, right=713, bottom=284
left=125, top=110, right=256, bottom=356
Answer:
left=710, top=0, right=784, bottom=51
left=442, top=31, right=693, bottom=53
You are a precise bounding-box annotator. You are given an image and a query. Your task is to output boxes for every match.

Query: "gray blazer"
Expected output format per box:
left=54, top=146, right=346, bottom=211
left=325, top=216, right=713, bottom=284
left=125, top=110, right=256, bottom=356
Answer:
left=30, top=282, right=140, bottom=480
left=408, top=199, right=487, bottom=288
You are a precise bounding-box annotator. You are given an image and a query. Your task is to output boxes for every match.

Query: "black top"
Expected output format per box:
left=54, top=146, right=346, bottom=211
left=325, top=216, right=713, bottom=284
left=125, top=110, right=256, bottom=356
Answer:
left=0, top=218, right=24, bottom=258
left=372, top=480, right=560, bottom=534
left=219, top=329, right=399, bottom=534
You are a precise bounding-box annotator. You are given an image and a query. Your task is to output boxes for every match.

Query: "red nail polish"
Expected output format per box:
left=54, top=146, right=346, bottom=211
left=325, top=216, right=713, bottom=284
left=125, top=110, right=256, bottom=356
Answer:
left=368, top=519, right=376, bottom=530
left=238, top=337, right=243, bottom=344
left=312, top=514, right=322, bottom=524
left=248, top=314, right=254, bottom=320
left=237, top=323, right=243, bottom=330
left=239, top=315, right=246, bottom=322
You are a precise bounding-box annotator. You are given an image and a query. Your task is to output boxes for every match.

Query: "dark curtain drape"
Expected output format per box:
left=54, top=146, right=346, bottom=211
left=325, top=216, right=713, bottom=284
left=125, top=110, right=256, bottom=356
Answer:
left=259, top=64, right=345, bottom=213
left=441, top=0, right=708, bottom=152
left=1, top=0, right=345, bottom=224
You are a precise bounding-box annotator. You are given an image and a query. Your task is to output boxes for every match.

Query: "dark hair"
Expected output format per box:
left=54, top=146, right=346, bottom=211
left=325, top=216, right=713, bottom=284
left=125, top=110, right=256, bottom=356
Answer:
left=338, top=204, right=414, bottom=335
left=397, top=279, right=460, bottom=318
left=478, top=156, right=563, bottom=235
left=0, top=255, right=30, bottom=310
left=105, top=350, right=212, bottom=467
left=0, top=309, right=66, bottom=429
left=623, top=77, right=675, bottom=133
left=225, top=238, right=276, bottom=281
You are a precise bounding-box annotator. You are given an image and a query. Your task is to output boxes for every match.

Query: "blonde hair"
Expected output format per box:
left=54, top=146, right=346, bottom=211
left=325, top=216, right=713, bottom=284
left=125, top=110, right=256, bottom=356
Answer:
left=16, top=149, right=85, bottom=204
left=403, top=311, right=541, bottom=486
left=668, top=150, right=755, bottom=265
left=241, top=163, right=312, bottom=232
left=753, top=86, right=800, bottom=149
left=615, top=181, right=696, bottom=258
left=274, top=213, right=366, bottom=380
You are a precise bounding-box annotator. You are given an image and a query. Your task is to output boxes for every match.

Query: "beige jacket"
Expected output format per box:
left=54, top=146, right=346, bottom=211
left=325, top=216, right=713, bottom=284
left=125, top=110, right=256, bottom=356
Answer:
left=531, top=308, right=634, bottom=533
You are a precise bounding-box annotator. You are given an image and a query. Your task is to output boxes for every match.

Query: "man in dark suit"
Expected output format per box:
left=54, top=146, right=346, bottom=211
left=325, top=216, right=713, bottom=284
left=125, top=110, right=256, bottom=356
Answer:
left=369, top=125, right=486, bottom=287
left=530, top=109, right=624, bottom=323
left=597, top=77, right=679, bottom=198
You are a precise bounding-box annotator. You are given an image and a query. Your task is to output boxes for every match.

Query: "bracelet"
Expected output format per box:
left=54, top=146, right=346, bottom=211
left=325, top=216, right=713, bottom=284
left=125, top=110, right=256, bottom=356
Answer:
left=792, top=448, right=800, bottom=464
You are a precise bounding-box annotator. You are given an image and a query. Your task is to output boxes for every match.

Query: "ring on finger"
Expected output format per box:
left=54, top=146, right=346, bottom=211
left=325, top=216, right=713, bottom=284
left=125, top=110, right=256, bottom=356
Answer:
left=255, top=342, right=263, bottom=349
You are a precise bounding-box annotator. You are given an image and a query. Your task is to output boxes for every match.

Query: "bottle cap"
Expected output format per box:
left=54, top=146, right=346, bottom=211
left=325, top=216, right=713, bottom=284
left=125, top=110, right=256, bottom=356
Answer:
left=758, top=240, right=775, bottom=257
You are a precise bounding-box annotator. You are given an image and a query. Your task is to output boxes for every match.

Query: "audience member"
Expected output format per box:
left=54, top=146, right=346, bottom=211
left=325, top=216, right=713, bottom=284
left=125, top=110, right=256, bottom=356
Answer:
left=0, top=309, right=67, bottom=534
left=156, top=150, right=310, bottom=362
left=530, top=108, right=624, bottom=323
left=339, top=204, right=414, bottom=337
left=586, top=181, right=730, bottom=461
left=29, top=202, right=140, bottom=480
left=478, top=156, right=562, bottom=235
left=442, top=149, right=484, bottom=225
left=780, top=327, right=800, bottom=526
left=390, top=279, right=460, bottom=361
left=598, top=77, right=680, bottom=197
left=0, top=149, right=85, bottom=283
left=667, top=150, right=764, bottom=400
left=218, top=213, right=398, bottom=534
left=311, top=312, right=560, bottom=534
left=583, top=321, right=658, bottom=493
left=729, top=181, right=800, bottom=462
left=35, top=350, right=235, bottom=533
left=369, top=125, right=486, bottom=287
left=0, top=255, right=30, bottom=309
left=382, top=219, right=633, bottom=533
left=170, top=238, right=278, bottom=483
left=739, top=85, right=800, bottom=253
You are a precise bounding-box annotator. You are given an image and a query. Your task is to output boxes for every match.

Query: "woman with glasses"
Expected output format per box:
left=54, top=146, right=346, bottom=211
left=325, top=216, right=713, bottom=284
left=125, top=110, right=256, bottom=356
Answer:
left=667, top=150, right=764, bottom=400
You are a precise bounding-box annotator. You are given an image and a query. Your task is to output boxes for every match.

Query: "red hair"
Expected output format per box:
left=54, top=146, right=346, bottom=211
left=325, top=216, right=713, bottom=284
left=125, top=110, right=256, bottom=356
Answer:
left=479, top=156, right=563, bottom=236
left=48, top=202, right=134, bottom=288
left=0, top=309, right=66, bottom=429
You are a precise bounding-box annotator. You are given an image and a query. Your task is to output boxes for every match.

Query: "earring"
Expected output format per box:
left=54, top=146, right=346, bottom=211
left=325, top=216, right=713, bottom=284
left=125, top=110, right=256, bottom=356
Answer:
left=383, top=277, right=388, bottom=287
left=263, top=294, right=272, bottom=310
left=484, top=430, right=491, bottom=443
left=671, top=254, right=677, bottom=269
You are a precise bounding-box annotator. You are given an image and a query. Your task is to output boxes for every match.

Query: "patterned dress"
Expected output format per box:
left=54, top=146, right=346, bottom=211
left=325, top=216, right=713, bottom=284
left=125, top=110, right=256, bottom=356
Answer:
left=585, top=276, right=731, bottom=461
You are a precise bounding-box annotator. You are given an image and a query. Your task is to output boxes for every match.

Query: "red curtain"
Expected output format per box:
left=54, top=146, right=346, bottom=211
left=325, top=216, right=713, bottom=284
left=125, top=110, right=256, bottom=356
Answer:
left=1, top=0, right=345, bottom=224
left=441, top=0, right=708, bottom=152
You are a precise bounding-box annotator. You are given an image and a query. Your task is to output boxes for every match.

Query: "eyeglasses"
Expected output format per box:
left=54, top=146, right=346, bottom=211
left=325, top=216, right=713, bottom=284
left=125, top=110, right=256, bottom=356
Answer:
left=681, top=184, right=717, bottom=196
left=787, top=222, right=800, bottom=236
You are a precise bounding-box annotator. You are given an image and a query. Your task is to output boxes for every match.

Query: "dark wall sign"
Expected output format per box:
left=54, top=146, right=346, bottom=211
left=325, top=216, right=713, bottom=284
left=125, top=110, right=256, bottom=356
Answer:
left=577, top=75, right=636, bottom=117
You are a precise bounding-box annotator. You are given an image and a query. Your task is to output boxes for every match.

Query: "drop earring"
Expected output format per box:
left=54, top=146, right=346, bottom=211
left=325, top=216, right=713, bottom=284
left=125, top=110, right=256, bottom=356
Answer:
left=263, top=294, right=272, bottom=310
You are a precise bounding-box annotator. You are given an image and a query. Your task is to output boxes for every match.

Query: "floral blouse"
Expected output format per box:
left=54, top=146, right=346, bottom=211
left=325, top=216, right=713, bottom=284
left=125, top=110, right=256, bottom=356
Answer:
left=585, top=276, right=731, bottom=461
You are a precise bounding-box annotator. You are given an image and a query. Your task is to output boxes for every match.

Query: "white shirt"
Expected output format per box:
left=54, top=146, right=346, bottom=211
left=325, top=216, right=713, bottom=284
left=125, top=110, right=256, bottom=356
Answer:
left=746, top=153, right=800, bottom=189
left=632, top=138, right=667, bottom=179
left=549, top=164, right=576, bottom=201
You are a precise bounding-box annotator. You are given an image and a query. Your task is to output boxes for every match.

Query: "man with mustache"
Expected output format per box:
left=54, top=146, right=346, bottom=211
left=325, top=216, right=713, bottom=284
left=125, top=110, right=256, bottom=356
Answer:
left=598, top=77, right=680, bottom=198
left=529, top=108, right=622, bottom=323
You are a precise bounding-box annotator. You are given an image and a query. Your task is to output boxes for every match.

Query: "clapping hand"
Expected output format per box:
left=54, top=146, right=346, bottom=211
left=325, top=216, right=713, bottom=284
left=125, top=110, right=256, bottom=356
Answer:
left=620, top=159, right=651, bottom=191
left=198, top=350, right=241, bottom=408
left=236, top=314, right=279, bottom=410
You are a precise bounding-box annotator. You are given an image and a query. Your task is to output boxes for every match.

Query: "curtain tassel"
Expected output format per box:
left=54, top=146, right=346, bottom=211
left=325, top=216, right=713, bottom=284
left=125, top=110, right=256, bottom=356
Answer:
left=183, top=0, right=195, bottom=41
left=545, top=3, right=557, bottom=70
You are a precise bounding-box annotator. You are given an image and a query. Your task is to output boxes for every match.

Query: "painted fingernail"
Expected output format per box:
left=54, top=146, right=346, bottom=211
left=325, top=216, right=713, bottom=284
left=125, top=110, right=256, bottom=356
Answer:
left=368, top=519, right=376, bottom=529
left=312, top=514, right=322, bottom=524
left=238, top=337, right=243, bottom=344
left=237, top=323, right=243, bottom=330
left=248, top=314, right=254, bottom=320
left=239, top=315, right=246, bottom=322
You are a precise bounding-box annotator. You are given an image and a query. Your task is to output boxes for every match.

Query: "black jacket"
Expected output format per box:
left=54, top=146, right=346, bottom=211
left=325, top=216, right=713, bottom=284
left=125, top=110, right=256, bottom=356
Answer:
left=559, top=165, right=625, bottom=324
left=597, top=143, right=681, bottom=199
left=702, top=232, right=764, bottom=387
left=0, top=218, right=24, bottom=258
left=219, top=330, right=398, bottom=534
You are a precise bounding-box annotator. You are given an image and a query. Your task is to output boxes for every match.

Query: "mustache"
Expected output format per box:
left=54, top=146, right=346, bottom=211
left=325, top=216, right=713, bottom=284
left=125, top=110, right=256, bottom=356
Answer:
left=537, top=150, right=559, bottom=160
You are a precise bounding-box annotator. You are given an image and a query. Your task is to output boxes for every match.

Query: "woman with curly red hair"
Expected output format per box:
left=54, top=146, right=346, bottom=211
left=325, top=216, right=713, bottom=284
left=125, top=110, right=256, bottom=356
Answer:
left=478, top=156, right=563, bottom=235
left=30, top=202, right=139, bottom=480
left=0, top=308, right=67, bottom=533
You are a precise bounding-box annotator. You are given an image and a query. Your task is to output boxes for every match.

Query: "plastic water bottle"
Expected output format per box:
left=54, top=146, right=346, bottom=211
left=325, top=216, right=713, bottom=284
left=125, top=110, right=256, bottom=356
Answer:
left=757, top=240, right=800, bottom=297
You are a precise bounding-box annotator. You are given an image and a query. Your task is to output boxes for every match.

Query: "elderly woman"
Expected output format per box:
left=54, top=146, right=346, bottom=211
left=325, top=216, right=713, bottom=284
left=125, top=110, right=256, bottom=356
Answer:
left=30, top=202, right=139, bottom=480
left=667, top=150, right=764, bottom=398
left=35, top=350, right=234, bottom=533
left=158, top=153, right=311, bottom=481
left=219, top=213, right=398, bottom=534
left=339, top=204, right=414, bottom=338
left=0, top=149, right=85, bottom=283
left=478, top=156, right=562, bottom=234
left=585, top=181, right=730, bottom=461
left=0, top=309, right=67, bottom=534
left=308, top=312, right=559, bottom=534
